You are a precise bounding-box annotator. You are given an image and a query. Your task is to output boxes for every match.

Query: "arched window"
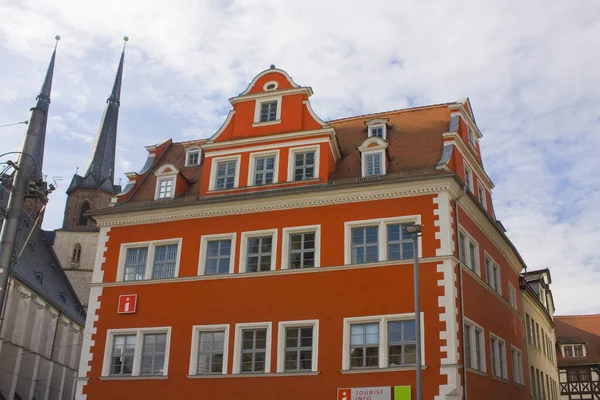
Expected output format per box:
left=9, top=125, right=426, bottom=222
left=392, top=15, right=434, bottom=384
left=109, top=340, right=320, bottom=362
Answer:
left=72, top=243, right=82, bottom=263
left=78, top=201, right=90, bottom=225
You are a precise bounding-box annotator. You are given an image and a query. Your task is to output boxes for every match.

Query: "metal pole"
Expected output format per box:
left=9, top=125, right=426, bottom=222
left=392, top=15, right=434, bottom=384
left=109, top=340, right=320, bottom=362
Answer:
left=413, top=232, right=422, bottom=400
left=0, top=102, right=48, bottom=333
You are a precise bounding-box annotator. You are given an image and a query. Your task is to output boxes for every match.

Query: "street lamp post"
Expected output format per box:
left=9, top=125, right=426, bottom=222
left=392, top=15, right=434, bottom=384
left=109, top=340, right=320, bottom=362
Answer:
left=403, top=223, right=423, bottom=400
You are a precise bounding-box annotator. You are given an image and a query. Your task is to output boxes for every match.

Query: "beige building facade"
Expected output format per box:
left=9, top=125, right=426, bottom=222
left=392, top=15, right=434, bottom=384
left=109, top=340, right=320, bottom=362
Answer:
left=522, top=269, right=560, bottom=400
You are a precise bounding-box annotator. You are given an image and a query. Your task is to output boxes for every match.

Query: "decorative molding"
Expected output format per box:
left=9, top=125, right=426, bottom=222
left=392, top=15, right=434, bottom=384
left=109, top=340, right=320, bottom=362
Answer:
left=232, top=87, right=311, bottom=104
left=75, top=286, right=102, bottom=400
left=203, top=127, right=335, bottom=151
left=237, top=68, right=302, bottom=96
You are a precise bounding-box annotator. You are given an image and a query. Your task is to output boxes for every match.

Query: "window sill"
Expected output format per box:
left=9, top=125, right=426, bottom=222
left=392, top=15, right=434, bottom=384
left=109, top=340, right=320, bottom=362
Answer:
left=252, top=119, right=281, bottom=127
left=98, top=375, right=169, bottom=380
left=341, top=365, right=427, bottom=374
left=491, top=375, right=509, bottom=383
left=513, top=381, right=526, bottom=388
left=466, top=367, right=487, bottom=377
left=187, top=372, right=320, bottom=379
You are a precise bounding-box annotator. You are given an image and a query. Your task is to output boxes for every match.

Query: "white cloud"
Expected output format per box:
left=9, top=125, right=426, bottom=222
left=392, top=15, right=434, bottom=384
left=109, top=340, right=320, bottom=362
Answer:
left=0, top=0, right=599, bottom=314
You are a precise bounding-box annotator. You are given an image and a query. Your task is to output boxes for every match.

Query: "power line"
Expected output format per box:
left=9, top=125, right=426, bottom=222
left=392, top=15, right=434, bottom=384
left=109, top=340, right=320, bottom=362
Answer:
left=0, top=121, right=27, bottom=129
left=0, top=341, right=83, bottom=361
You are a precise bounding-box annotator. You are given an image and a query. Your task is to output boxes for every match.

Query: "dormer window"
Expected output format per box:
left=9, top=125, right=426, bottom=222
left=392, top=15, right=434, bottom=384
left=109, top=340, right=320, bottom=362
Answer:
left=365, top=118, right=389, bottom=141
left=562, top=344, right=586, bottom=358
left=186, top=148, right=201, bottom=167
left=154, top=164, right=179, bottom=200
left=365, top=153, right=382, bottom=176
left=260, top=101, right=277, bottom=122
left=358, top=137, right=388, bottom=178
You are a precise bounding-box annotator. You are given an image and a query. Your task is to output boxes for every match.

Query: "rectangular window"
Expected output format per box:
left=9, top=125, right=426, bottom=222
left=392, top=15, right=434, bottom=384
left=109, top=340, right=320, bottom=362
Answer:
left=530, top=366, right=537, bottom=398
left=151, top=244, right=178, bottom=279
left=349, top=323, right=379, bottom=369
left=141, top=333, right=167, bottom=375
left=215, top=160, right=237, bottom=190
left=468, top=240, right=478, bottom=273
left=387, top=224, right=414, bottom=260
left=387, top=320, right=416, bottom=367
left=241, top=329, right=267, bottom=373
left=289, top=232, right=315, bottom=269
left=186, top=151, right=199, bottom=166
left=540, top=371, right=546, bottom=400
left=512, top=347, right=523, bottom=384
left=464, top=321, right=485, bottom=372
left=468, top=126, right=476, bottom=145
left=464, top=323, right=472, bottom=369
left=458, top=231, right=467, bottom=263
left=124, top=247, right=148, bottom=281
left=284, top=327, right=313, bottom=371
left=564, top=345, right=573, bottom=357
left=464, top=166, right=473, bottom=191
left=371, top=126, right=384, bottom=138
left=365, top=153, right=382, bottom=176
left=478, top=186, right=487, bottom=210
left=293, top=151, right=315, bottom=181
left=574, top=344, right=584, bottom=357
left=485, top=256, right=501, bottom=293
left=490, top=335, right=507, bottom=379
left=536, top=323, right=541, bottom=349
left=197, top=331, right=225, bottom=374
left=474, top=328, right=483, bottom=371
left=260, top=101, right=277, bottom=122
left=254, top=156, right=275, bottom=185
left=509, top=283, right=517, bottom=309
left=110, top=335, right=136, bottom=376
left=351, top=226, right=379, bottom=264
left=157, top=178, right=174, bottom=199
left=205, top=240, right=232, bottom=275
left=246, top=236, right=273, bottom=272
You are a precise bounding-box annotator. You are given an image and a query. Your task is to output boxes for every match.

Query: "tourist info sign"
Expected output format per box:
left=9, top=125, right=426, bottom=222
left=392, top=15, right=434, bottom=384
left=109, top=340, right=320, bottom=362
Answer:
left=337, top=387, right=391, bottom=400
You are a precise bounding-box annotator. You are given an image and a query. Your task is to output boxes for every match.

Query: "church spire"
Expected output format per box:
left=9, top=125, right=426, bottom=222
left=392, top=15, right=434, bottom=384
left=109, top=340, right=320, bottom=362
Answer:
left=69, top=38, right=128, bottom=195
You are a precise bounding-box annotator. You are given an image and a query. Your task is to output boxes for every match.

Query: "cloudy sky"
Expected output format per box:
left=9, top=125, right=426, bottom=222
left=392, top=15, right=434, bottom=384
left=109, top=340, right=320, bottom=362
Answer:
left=0, top=0, right=598, bottom=315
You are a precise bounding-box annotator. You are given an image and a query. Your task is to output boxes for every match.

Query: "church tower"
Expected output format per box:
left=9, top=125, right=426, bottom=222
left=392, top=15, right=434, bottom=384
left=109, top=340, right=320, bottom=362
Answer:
left=53, top=43, right=126, bottom=309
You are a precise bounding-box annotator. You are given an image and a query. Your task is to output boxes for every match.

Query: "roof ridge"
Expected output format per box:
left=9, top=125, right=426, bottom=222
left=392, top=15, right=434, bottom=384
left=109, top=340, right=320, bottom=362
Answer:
left=326, top=102, right=453, bottom=124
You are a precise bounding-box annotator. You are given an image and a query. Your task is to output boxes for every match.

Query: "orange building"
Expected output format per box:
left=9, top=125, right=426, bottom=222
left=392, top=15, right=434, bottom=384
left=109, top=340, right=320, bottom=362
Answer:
left=76, top=67, right=531, bottom=400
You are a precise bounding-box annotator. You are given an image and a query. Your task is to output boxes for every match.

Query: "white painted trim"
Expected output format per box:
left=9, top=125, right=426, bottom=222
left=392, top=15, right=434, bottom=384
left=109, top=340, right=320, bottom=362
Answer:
left=341, top=313, right=425, bottom=371
left=116, top=238, right=183, bottom=282
left=232, top=322, right=273, bottom=374
left=477, top=184, right=487, bottom=211
left=483, top=250, right=501, bottom=295
left=463, top=163, right=474, bottom=193
left=189, top=324, right=230, bottom=375
left=252, top=119, right=281, bottom=127
left=207, top=110, right=236, bottom=142
left=489, top=332, right=508, bottom=379
left=247, top=150, right=280, bottom=187
left=206, top=137, right=330, bottom=158
left=463, top=317, right=487, bottom=373
left=154, top=176, right=176, bottom=200
left=508, top=282, right=517, bottom=309
left=263, top=81, right=279, bottom=91
left=276, top=320, right=319, bottom=372
left=208, top=154, right=242, bottom=191
left=253, top=95, right=282, bottom=124
left=366, top=119, right=388, bottom=141
left=185, top=147, right=202, bottom=167
left=287, top=145, right=320, bottom=182
left=444, top=137, right=494, bottom=190
left=238, top=68, right=301, bottom=96
left=198, top=233, right=237, bottom=275
left=343, top=216, right=422, bottom=265
left=101, top=327, right=172, bottom=377
left=302, top=100, right=328, bottom=127
left=281, top=225, right=321, bottom=270
left=361, top=149, right=386, bottom=178
left=458, top=226, right=480, bottom=277
left=154, top=164, right=179, bottom=176
left=239, top=229, right=278, bottom=273
left=357, top=136, right=388, bottom=153
left=510, top=345, right=524, bottom=384
left=561, top=343, right=587, bottom=358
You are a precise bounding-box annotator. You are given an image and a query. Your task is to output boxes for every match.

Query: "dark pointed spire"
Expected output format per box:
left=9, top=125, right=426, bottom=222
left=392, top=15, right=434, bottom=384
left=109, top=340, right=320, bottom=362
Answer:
left=28, top=35, right=60, bottom=181
left=68, top=38, right=127, bottom=195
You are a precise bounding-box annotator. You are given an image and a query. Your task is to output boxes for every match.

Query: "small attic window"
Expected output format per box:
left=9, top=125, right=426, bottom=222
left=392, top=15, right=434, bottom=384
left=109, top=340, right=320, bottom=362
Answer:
left=263, top=81, right=278, bottom=91
left=185, top=148, right=201, bottom=167
left=365, top=118, right=389, bottom=141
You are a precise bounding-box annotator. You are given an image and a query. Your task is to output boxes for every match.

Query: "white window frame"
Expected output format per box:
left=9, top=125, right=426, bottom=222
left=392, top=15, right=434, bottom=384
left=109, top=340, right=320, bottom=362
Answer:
left=155, top=177, right=176, bottom=200
left=198, top=233, right=237, bottom=275
left=185, top=147, right=201, bottom=167
left=561, top=344, right=587, bottom=358
left=276, top=320, right=319, bottom=372
left=287, top=145, right=320, bottom=182
left=490, top=333, right=508, bottom=379
left=341, top=313, right=425, bottom=371
left=344, top=216, right=422, bottom=265
left=458, top=228, right=480, bottom=276
left=467, top=126, right=476, bottom=147
left=509, top=283, right=517, bottom=309
left=478, top=185, right=487, bottom=210
left=463, top=318, right=487, bottom=373
left=102, top=327, right=172, bottom=377
left=247, top=150, right=280, bottom=187
left=365, top=118, right=388, bottom=140
left=116, top=238, right=183, bottom=282
left=281, top=225, right=321, bottom=270
left=253, top=95, right=282, bottom=125
left=263, top=80, right=279, bottom=91
left=464, top=164, right=474, bottom=192
left=232, top=322, right=273, bottom=374
left=361, top=150, right=386, bottom=178
left=208, top=155, right=241, bottom=191
left=511, top=346, right=524, bottom=384
left=239, top=229, right=278, bottom=273
left=188, top=324, right=230, bottom=376
left=154, top=164, right=179, bottom=200
left=484, top=252, right=502, bottom=294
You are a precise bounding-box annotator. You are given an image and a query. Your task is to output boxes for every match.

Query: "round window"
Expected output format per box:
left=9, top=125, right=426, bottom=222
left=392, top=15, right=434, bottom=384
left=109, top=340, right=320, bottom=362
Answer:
left=263, top=81, right=279, bottom=91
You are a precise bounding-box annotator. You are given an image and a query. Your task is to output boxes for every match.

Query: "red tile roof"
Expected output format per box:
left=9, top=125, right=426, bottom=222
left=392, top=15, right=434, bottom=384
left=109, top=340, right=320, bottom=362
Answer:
left=555, top=314, right=600, bottom=366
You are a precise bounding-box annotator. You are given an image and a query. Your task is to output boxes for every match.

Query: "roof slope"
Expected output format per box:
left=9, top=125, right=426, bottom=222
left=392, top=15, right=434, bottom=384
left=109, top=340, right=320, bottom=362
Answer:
left=555, top=314, right=600, bottom=366
left=0, top=184, right=85, bottom=325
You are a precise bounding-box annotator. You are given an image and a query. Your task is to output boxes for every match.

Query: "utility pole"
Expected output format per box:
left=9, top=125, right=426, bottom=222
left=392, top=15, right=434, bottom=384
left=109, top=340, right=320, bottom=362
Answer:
left=0, top=36, right=58, bottom=333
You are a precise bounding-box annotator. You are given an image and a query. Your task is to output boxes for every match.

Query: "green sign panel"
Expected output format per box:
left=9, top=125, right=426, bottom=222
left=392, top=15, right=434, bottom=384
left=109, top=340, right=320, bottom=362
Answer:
left=394, top=386, right=411, bottom=400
